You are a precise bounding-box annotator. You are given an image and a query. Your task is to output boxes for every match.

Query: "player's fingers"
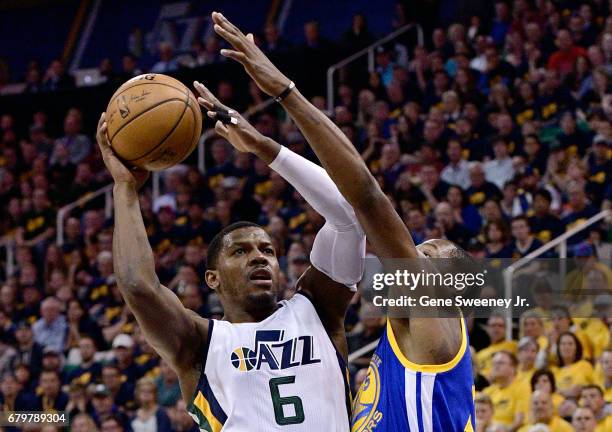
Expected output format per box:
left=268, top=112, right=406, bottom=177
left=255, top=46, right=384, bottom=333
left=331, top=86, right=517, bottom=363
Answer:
left=246, top=33, right=254, bottom=43
left=213, top=12, right=246, bottom=38
left=214, top=120, right=229, bottom=138
left=220, top=49, right=247, bottom=64
left=197, top=97, right=215, bottom=111
left=97, top=112, right=106, bottom=131
left=194, top=81, right=222, bottom=105
left=213, top=24, right=243, bottom=49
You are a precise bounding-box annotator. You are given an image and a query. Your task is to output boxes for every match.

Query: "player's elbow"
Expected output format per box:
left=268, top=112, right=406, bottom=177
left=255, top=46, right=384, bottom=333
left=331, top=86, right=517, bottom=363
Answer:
left=117, top=274, right=159, bottom=298
left=349, top=174, right=384, bottom=211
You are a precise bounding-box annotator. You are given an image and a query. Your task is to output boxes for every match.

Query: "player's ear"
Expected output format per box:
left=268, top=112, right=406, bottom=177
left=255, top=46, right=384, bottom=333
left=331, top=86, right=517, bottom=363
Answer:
left=205, top=269, right=220, bottom=291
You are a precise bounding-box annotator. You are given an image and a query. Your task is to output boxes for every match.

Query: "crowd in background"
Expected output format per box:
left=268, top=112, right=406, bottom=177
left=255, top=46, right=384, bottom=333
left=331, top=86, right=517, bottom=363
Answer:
left=0, top=0, right=611, bottom=431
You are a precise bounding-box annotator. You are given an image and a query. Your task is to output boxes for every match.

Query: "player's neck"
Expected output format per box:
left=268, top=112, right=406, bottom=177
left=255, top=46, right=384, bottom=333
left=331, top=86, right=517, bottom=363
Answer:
left=224, top=303, right=279, bottom=324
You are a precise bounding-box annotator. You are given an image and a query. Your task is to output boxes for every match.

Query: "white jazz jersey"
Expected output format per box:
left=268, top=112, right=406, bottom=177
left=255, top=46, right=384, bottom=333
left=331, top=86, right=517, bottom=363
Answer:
left=187, top=292, right=351, bottom=431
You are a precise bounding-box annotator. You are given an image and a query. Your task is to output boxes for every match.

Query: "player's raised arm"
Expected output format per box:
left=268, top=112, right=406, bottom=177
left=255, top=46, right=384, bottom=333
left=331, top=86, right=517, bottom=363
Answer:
left=96, top=114, right=206, bottom=397
left=210, top=11, right=418, bottom=261
left=195, top=83, right=365, bottom=358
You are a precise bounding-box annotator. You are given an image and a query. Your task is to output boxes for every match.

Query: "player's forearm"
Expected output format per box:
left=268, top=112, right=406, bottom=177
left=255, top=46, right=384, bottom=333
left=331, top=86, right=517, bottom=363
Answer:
left=248, top=135, right=281, bottom=165
left=269, top=145, right=358, bottom=228
left=112, top=182, right=160, bottom=294
left=280, top=89, right=379, bottom=209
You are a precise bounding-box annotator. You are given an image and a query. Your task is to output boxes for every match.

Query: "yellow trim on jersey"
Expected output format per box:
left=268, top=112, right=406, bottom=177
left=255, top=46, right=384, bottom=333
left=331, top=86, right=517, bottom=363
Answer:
left=386, top=317, right=467, bottom=373
left=193, top=391, right=223, bottom=432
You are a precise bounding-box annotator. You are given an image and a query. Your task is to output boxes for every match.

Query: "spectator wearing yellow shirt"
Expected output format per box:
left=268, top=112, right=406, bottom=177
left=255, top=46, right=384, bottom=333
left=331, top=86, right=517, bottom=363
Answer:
left=555, top=332, right=595, bottom=399
left=527, top=369, right=566, bottom=416
left=477, top=312, right=518, bottom=379
left=584, top=294, right=611, bottom=360
left=596, top=349, right=612, bottom=403
left=520, top=311, right=548, bottom=353
left=549, top=305, right=593, bottom=363
left=483, top=351, right=527, bottom=428
left=474, top=393, right=500, bottom=432
left=516, top=337, right=539, bottom=390
left=517, top=390, right=573, bottom=432
left=580, top=385, right=612, bottom=432
left=572, top=407, right=598, bottom=432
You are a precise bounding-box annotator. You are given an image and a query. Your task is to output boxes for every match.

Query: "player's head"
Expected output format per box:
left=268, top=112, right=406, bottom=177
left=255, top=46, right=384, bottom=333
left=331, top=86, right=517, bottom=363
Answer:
left=416, top=239, right=482, bottom=315
left=205, top=222, right=280, bottom=319
left=416, top=239, right=468, bottom=258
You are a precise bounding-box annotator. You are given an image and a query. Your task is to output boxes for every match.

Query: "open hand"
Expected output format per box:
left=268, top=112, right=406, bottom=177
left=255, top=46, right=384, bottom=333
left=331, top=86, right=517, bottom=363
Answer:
left=194, top=80, right=274, bottom=158
left=211, top=12, right=290, bottom=97
left=96, top=113, right=149, bottom=189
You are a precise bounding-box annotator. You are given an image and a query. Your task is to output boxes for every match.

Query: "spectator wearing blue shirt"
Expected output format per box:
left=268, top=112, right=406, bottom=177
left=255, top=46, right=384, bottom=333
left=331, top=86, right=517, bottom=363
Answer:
left=490, top=1, right=511, bottom=46
left=32, top=297, right=67, bottom=353
left=151, top=42, right=179, bottom=73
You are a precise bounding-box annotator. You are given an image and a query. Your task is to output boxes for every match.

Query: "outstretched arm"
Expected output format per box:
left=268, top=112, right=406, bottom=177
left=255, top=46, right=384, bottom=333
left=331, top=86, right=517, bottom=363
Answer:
left=97, top=114, right=206, bottom=397
left=210, top=11, right=417, bottom=260
left=194, top=84, right=364, bottom=358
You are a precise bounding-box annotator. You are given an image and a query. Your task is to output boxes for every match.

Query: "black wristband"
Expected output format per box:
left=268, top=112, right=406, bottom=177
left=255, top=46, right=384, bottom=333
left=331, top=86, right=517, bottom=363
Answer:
left=274, top=81, right=295, bottom=103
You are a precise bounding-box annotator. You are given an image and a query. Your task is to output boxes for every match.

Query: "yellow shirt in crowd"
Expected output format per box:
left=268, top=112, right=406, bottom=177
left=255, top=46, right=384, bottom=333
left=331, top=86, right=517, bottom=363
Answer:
left=517, top=415, right=573, bottom=432
left=554, top=359, right=595, bottom=393
left=517, top=392, right=565, bottom=421
left=583, top=318, right=610, bottom=360
left=477, top=339, right=518, bottom=378
left=483, top=379, right=529, bottom=426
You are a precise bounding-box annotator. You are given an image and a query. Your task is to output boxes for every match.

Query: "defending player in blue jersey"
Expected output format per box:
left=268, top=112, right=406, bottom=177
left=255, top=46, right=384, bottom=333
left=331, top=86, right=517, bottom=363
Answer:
left=214, top=18, right=476, bottom=430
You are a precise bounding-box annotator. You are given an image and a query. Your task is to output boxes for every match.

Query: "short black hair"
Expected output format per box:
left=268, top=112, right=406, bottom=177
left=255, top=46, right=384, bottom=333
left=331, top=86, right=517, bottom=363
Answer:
left=207, top=221, right=264, bottom=270
left=534, top=188, right=552, bottom=203
left=531, top=368, right=556, bottom=392
left=582, top=384, right=604, bottom=397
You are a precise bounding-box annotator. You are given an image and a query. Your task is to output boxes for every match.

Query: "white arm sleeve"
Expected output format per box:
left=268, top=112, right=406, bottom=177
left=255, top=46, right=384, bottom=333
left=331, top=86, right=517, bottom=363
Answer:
left=269, top=146, right=365, bottom=289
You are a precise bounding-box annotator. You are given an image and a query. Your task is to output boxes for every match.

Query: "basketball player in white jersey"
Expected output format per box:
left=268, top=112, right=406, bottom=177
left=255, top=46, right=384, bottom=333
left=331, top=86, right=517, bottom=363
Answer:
left=96, top=79, right=366, bottom=429
left=211, top=12, right=475, bottom=430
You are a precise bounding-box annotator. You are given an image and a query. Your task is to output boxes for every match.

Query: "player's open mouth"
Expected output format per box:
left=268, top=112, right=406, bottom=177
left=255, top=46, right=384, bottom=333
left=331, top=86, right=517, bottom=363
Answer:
left=248, top=268, right=273, bottom=287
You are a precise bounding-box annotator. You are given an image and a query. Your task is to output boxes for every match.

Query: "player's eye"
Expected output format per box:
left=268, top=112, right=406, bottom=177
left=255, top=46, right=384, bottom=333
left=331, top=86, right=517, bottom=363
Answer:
left=263, top=247, right=274, bottom=255
left=234, top=248, right=245, bottom=255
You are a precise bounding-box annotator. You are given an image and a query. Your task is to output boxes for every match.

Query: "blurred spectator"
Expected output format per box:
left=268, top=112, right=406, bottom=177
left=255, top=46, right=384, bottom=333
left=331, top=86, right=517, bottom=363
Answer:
left=555, top=331, right=594, bottom=399
left=34, top=370, right=68, bottom=411
left=510, top=216, right=542, bottom=258
left=484, top=138, right=515, bottom=190
left=474, top=393, right=499, bottom=432
left=440, top=138, right=470, bottom=190
left=52, top=109, right=92, bottom=165
left=71, top=413, right=99, bottom=432
left=571, top=406, right=598, bottom=432
left=341, top=13, right=374, bottom=53
left=154, top=359, right=180, bottom=408
left=263, top=24, right=291, bottom=54
left=518, top=389, right=573, bottom=432
left=12, top=321, right=43, bottom=377
left=131, top=377, right=172, bottom=432
left=42, top=59, right=74, bottom=92
left=482, top=351, right=525, bottom=428
left=32, top=297, right=67, bottom=352
left=547, top=29, right=587, bottom=76
left=151, top=42, right=179, bottom=73
left=118, top=54, right=142, bottom=81
left=477, top=312, right=517, bottom=378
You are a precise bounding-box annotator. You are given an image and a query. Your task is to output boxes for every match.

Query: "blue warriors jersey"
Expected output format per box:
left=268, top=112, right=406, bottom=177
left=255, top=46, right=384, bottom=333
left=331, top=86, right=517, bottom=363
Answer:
left=352, top=319, right=475, bottom=432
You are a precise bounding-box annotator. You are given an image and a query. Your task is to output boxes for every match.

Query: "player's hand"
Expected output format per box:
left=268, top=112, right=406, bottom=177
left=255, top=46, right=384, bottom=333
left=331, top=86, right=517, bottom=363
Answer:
left=193, top=81, right=267, bottom=154
left=96, top=113, right=149, bottom=190
left=211, top=12, right=290, bottom=97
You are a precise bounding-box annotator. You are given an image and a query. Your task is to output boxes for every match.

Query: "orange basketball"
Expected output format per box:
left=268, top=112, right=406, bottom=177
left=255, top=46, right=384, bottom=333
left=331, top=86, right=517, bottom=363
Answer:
left=105, top=74, right=202, bottom=171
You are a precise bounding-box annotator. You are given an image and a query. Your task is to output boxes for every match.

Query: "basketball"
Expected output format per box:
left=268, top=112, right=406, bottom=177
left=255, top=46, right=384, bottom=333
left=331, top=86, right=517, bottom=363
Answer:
left=105, top=73, right=202, bottom=171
